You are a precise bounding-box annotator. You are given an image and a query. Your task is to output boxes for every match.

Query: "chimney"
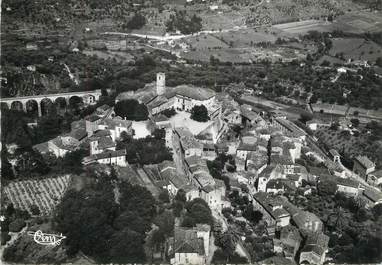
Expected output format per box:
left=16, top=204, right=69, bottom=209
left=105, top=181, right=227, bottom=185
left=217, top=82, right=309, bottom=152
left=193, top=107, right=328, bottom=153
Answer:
left=156, top=72, right=165, bottom=96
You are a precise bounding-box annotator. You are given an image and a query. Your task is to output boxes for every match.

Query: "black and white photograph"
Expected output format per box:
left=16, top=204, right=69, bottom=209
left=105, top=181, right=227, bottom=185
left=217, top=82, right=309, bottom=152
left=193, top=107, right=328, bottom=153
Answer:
left=1, top=0, right=382, bottom=264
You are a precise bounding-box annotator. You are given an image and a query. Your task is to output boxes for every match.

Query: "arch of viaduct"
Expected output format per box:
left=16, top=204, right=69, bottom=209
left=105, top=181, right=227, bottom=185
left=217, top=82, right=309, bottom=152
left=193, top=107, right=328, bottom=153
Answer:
left=0, top=90, right=102, bottom=116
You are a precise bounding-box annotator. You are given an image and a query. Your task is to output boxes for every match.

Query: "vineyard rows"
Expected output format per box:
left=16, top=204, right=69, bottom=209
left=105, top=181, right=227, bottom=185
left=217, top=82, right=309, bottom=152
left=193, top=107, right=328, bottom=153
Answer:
left=4, top=175, right=72, bottom=216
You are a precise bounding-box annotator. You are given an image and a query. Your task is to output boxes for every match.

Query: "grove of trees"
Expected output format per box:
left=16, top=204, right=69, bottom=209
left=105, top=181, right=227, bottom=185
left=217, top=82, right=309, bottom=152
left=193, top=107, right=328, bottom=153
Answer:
left=114, top=99, right=149, bottom=121
left=166, top=11, right=202, bottom=34
left=54, top=175, right=157, bottom=263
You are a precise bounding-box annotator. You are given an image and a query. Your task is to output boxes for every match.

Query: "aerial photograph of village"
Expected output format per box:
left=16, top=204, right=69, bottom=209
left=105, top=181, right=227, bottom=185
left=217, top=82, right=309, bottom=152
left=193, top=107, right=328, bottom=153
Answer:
left=0, top=0, right=381, bottom=264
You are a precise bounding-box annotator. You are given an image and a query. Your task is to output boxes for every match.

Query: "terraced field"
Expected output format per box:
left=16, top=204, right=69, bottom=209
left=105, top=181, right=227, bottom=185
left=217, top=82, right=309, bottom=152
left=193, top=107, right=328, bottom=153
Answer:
left=4, top=175, right=72, bottom=216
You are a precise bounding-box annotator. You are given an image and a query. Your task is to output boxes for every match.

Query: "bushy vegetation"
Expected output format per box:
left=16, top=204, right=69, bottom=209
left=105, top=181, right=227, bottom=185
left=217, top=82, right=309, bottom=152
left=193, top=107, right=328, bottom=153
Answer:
left=116, top=133, right=172, bottom=165
left=114, top=99, right=149, bottom=121
left=53, top=173, right=156, bottom=263
left=181, top=198, right=214, bottom=227
left=166, top=11, right=202, bottom=35
left=288, top=188, right=382, bottom=264
left=123, top=13, right=146, bottom=30
left=190, top=104, right=209, bottom=122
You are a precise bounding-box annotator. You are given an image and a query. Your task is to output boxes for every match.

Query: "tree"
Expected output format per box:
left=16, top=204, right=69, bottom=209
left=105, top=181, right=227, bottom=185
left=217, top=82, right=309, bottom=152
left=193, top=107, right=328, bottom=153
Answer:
left=114, top=99, right=148, bottom=121
left=59, top=148, right=88, bottom=175
left=109, top=228, right=146, bottom=263
left=166, top=12, right=203, bottom=34
left=154, top=210, right=175, bottom=237
left=124, top=13, right=146, bottom=30
left=190, top=105, right=209, bottom=122
left=30, top=205, right=40, bottom=216
left=182, top=198, right=213, bottom=227
left=318, top=178, right=337, bottom=196
left=376, top=57, right=382, bottom=67
left=243, top=204, right=263, bottom=224
left=351, top=118, right=360, bottom=128
left=8, top=219, right=26, bottom=232
left=113, top=211, right=149, bottom=235
left=299, top=111, right=313, bottom=124
left=159, top=189, right=170, bottom=203
left=372, top=203, right=382, bottom=219
left=216, top=230, right=240, bottom=257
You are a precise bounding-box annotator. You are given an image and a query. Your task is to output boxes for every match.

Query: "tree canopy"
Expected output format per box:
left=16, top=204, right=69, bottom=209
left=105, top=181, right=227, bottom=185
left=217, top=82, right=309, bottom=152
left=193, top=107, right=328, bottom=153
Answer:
left=190, top=104, right=209, bottom=122
left=54, top=175, right=157, bottom=263
left=114, top=99, right=149, bottom=121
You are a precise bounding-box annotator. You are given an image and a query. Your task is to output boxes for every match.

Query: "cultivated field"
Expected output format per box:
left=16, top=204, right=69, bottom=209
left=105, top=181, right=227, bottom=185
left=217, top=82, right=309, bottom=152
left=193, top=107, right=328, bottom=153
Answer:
left=4, top=175, right=72, bottom=216
left=332, top=11, right=382, bottom=34
left=184, top=34, right=229, bottom=50
left=272, top=20, right=332, bottom=35
left=83, top=50, right=135, bottom=63
left=181, top=45, right=308, bottom=63
left=213, top=29, right=277, bottom=48
left=328, top=38, right=382, bottom=63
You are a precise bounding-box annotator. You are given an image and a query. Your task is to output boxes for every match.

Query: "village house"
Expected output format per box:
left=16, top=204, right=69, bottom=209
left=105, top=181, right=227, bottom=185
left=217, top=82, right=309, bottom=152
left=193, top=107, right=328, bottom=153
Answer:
left=89, top=130, right=116, bottom=155
left=246, top=151, right=268, bottom=174
left=85, top=115, right=102, bottom=137
left=184, top=155, right=227, bottom=210
left=33, top=136, right=76, bottom=158
left=366, top=169, right=382, bottom=187
left=353, top=155, right=376, bottom=179
left=257, top=165, right=284, bottom=192
left=236, top=134, right=258, bottom=160
left=291, top=210, right=323, bottom=236
left=252, top=192, right=291, bottom=235
left=266, top=179, right=296, bottom=194
left=306, top=119, right=330, bottom=131
left=158, top=161, right=189, bottom=196
left=117, top=73, right=220, bottom=117
left=236, top=171, right=256, bottom=187
left=360, top=188, right=382, bottom=208
left=95, top=104, right=114, bottom=118
left=270, top=136, right=284, bottom=156
left=240, top=104, right=266, bottom=128
left=329, top=149, right=341, bottom=163
left=174, top=127, right=204, bottom=158
left=293, top=164, right=309, bottom=182
left=273, top=225, right=302, bottom=261
left=324, top=160, right=346, bottom=178
left=270, top=155, right=295, bottom=175
left=299, top=233, right=329, bottom=265
left=334, top=177, right=362, bottom=197
left=169, top=225, right=210, bottom=265
left=307, top=166, right=331, bottom=183
left=97, top=118, right=132, bottom=141
left=217, top=94, right=241, bottom=125
left=202, top=143, right=216, bottom=161
left=284, top=140, right=302, bottom=162
left=199, top=179, right=227, bottom=211
left=83, top=149, right=127, bottom=167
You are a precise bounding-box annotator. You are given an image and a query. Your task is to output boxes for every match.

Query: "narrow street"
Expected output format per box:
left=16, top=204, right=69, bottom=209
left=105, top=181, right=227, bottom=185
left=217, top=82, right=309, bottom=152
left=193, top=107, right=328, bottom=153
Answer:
left=171, top=134, right=187, bottom=176
left=211, top=209, right=252, bottom=263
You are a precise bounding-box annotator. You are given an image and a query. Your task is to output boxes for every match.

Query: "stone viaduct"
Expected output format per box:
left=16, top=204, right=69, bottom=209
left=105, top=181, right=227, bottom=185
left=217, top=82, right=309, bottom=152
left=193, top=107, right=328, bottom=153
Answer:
left=0, top=90, right=102, bottom=116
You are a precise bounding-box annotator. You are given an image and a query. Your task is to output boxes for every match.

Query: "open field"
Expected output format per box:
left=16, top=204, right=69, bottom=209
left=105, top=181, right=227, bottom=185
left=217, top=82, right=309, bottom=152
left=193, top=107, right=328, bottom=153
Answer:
left=312, top=103, right=382, bottom=120
left=82, top=50, right=135, bottom=63
left=181, top=45, right=308, bottom=63
left=315, top=127, right=382, bottom=167
left=328, top=38, right=382, bottom=63
left=184, top=34, right=229, bottom=50
left=332, top=11, right=382, bottom=34
left=4, top=175, right=72, bottom=216
left=213, top=29, right=277, bottom=47
left=272, top=20, right=332, bottom=35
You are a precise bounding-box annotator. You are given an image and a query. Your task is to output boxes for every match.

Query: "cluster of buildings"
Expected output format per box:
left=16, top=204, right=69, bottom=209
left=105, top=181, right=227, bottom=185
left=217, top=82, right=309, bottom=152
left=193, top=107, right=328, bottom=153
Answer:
left=33, top=102, right=132, bottom=167
left=31, top=71, right=382, bottom=265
